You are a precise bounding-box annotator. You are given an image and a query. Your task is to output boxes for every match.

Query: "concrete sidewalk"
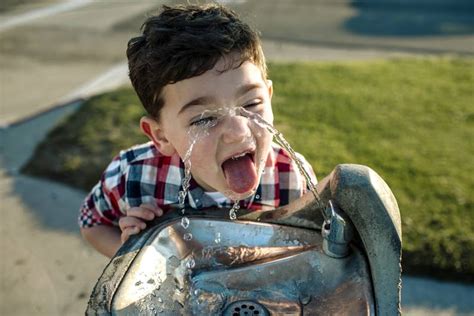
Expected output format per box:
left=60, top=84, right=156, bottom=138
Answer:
left=1, top=1, right=473, bottom=315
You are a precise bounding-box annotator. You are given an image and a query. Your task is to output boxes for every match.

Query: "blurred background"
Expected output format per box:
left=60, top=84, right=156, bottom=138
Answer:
left=1, top=0, right=473, bottom=315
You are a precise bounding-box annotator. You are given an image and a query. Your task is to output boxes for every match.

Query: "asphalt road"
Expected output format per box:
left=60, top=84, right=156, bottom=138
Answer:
left=226, top=0, right=474, bottom=54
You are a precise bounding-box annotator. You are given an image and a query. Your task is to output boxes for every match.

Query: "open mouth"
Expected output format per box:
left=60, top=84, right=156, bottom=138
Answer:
left=221, top=150, right=258, bottom=194
left=221, top=148, right=256, bottom=167
left=230, top=151, right=255, bottom=162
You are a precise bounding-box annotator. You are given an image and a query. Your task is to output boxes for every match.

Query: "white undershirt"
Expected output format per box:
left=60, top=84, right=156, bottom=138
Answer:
left=203, top=191, right=229, bottom=204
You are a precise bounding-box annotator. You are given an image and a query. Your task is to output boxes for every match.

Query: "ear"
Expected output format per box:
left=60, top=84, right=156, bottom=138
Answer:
left=266, top=79, right=273, bottom=99
left=140, top=116, right=176, bottom=156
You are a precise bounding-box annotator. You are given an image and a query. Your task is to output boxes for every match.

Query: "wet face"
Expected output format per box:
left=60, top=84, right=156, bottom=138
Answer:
left=141, top=56, right=274, bottom=199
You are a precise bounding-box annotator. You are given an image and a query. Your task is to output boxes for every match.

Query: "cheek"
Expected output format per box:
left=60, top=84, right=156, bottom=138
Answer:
left=173, top=126, right=216, bottom=160
left=264, top=108, right=274, bottom=125
left=189, top=135, right=218, bottom=166
left=258, top=103, right=274, bottom=125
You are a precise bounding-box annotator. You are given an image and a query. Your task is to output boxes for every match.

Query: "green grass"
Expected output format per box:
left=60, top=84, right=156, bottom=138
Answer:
left=23, top=57, right=474, bottom=281
left=23, top=89, right=148, bottom=190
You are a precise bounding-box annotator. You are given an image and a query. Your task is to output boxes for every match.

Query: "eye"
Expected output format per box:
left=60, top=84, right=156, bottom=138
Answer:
left=243, top=100, right=263, bottom=109
left=190, top=116, right=217, bottom=127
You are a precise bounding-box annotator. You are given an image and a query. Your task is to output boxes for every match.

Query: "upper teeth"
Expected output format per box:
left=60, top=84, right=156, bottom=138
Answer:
left=231, top=152, right=247, bottom=160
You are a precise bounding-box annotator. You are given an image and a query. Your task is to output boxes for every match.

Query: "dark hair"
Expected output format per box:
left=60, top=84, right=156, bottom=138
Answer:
left=126, top=4, right=266, bottom=120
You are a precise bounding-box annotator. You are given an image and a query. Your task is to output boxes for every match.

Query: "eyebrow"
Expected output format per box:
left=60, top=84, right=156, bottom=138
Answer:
left=178, top=96, right=215, bottom=115
left=178, top=83, right=264, bottom=115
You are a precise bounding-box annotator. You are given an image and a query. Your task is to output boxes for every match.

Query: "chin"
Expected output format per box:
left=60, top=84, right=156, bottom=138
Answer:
left=223, top=187, right=257, bottom=201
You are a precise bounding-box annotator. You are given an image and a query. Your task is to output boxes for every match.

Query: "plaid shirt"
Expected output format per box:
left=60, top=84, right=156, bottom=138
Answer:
left=79, top=142, right=317, bottom=228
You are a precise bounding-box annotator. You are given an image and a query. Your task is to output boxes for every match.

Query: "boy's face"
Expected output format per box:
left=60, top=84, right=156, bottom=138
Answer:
left=141, top=55, right=274, bottom=199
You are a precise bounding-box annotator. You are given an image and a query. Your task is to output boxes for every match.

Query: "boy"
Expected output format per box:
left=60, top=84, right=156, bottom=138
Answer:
left=79, top=4, right=316, bottom=258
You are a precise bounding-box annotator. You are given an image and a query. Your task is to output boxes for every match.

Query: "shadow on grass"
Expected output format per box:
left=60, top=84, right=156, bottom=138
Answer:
left=345, top=0, right=474, bottom=37
left=0, top=101, right=84, bottom=234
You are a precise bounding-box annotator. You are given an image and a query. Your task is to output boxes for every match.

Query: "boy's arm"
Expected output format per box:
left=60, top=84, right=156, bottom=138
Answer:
left=80, top=225, right=122, bottom=258
left=80, top=204, right=164, bottom=258
left=79, top=154, right=126, bottom=258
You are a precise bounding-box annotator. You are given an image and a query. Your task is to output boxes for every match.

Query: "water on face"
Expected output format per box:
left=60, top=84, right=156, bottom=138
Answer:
left=176, top=106, right=265, bottom=223
left=177, top=106, right=324, bottom=227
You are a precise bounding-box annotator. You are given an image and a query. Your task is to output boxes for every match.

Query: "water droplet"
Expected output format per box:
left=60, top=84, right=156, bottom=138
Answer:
left=147, top=278, right=155, bottom=284
left=214, top=232, right=221, bottom=244
left=135, top=281, right=142, bottom=286
left=255, top=194, right=260, bottom=199
left=300, top=294, right=312, bottom=305
left=229, top=200, right=240, bottom=220
left=186, top=258, right=196, bottom=269
left=181, top=217, right=190, bottom=229
left=183, top=233, right=193, bottom=241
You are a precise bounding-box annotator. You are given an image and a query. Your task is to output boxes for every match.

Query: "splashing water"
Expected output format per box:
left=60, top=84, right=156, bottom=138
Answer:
left=181, top=217, right=190, bottom=229
left=176, top=107, right=264, bottom=222
left=214, top=232, right=221, bottom=244
left=186, top=256, right=196, bottom=269
left=178, top=139, right=195, bottom=209
left=229, top=200, right=240, bottom=220
left=178, top=124, right=212, bottom=238
left=240, top=108, right=324, bottom=211
left=176, top=105, right=323, bottom=224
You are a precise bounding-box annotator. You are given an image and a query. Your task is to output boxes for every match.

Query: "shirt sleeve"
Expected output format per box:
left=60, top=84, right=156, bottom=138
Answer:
left=78, top=155, right=127, bottom=228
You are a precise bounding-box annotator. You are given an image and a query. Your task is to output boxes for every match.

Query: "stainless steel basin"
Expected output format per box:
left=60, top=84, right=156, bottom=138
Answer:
left=86, top=164, right=402, bottom=315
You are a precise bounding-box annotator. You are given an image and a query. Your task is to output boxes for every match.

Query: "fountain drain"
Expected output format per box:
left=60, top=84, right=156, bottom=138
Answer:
left=223, top=300, right=269, bottom=316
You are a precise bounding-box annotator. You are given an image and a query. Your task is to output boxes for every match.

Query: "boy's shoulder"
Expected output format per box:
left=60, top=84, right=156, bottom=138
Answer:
left=269, top=142, right=316, bottom=182
left=102, top=142, right=181, bottom=188
left=270, top=142, right=296, bottom=166
left=116, top=141, right=163, bottom=165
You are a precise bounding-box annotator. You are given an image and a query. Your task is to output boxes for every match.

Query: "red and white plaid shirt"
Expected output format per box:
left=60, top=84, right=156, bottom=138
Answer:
left=79, top=142, right=316, bottom=228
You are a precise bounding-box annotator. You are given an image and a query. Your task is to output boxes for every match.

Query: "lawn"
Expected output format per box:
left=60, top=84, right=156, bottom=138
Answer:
left=23, top=57, right=474, bottom=281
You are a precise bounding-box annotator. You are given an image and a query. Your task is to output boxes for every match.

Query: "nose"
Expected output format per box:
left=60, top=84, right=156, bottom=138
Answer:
left=221, top=115, right=252, bottom=144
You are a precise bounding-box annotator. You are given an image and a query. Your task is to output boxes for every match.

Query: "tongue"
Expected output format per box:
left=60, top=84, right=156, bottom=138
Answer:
left=222, top=154, right=258, bottom=194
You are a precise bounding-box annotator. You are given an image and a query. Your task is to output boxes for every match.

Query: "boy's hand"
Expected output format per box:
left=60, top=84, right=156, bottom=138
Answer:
left=119, top=203, right=163, bottom=244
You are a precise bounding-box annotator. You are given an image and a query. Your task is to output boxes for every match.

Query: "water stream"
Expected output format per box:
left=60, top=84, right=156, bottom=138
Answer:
left=176, top=106, right=323, bottom=244
left=138, top=106, right=326, bottom=312
left=240, top=108, right=324, bottom=210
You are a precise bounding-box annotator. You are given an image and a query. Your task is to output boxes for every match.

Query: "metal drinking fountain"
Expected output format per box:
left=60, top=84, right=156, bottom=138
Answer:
left=86, top=164, right=402, bottom=315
